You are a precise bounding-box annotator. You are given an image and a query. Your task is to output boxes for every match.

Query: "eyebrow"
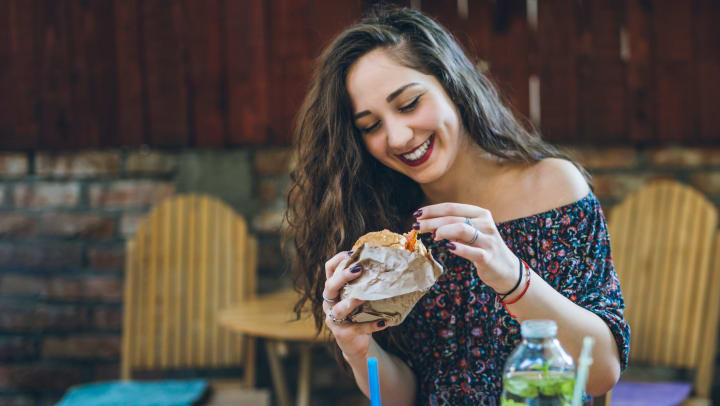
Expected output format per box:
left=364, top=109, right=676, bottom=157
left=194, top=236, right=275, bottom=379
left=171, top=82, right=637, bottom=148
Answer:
left=353, top=82, right=420, bottom=120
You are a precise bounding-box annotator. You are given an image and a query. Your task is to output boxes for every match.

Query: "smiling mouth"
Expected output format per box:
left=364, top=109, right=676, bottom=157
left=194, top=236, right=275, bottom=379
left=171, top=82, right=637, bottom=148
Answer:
left=396, top=134, right=434, bottom=167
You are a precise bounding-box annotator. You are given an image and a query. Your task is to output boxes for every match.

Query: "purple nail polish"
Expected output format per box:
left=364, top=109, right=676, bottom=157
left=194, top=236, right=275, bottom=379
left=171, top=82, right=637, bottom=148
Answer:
left=412, top=222, right=420, bottom=230
left=377, top=320, right=386, bottom=328
left=432, top=231, right=436, bottom=240
left=350, top=264, right=363, bottom=273
left=348, top=251, right=354, bottom=256
left=413, top=209, right=423, bottom=218
left=445, top=241, right=457, bottom=250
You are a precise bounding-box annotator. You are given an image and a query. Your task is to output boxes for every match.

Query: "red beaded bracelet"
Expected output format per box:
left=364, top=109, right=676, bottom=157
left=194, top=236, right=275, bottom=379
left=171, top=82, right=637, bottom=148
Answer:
left=501, top=260, right=531, bottom=318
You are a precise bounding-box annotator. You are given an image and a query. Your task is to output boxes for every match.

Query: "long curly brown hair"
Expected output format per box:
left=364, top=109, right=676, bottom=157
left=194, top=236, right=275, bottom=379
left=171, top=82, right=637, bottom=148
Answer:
left=285, top=7, right=586, bottom=367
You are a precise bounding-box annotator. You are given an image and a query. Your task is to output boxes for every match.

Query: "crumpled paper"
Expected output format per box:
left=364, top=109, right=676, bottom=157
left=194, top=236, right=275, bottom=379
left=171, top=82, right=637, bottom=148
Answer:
left=340, top=243, right=444, bottom=326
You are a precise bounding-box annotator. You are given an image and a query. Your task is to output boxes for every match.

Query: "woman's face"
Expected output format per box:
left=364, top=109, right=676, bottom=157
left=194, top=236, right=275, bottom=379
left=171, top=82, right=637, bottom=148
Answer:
left=346, top=48, right=466, bottom=185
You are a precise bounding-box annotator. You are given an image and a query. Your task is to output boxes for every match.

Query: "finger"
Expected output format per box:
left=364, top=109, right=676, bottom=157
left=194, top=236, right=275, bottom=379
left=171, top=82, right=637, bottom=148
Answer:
left=414, top=216, right=466, bottom=234
left=324, top=310, right=344, bottom=330
left=443, top=240, right=490, bottom=265
left=351, top=319, right=390, bottom=335
left=323, top=302, right=343, bottom=329
left=415, top=202, right=489, bottom=220
left=434, top=223, right=491, bottom=246
left=329, top=319, right=390, bottom=338
left=323, top=263, right=364, bottom=301
left=325, top=250, right=354, bottom=280
left=471, top=216, right=499, bottom=234
left=322, top=301, right=365, bottom=328
left=327, top=297, right=366, bottom=321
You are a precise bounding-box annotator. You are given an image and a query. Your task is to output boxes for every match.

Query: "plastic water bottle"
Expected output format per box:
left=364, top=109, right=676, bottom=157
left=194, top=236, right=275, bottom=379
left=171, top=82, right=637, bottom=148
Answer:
left=501, top=320, right=576, bottom=406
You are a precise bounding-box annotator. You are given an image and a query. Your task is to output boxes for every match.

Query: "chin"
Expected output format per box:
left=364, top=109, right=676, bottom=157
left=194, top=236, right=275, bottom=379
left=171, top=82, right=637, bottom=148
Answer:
left=406, top=168, right=443, bottom=185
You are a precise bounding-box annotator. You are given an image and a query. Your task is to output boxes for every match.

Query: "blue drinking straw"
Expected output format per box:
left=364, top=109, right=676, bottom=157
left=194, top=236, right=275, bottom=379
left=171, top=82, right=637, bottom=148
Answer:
left=367, top=357, right=381, bottom=406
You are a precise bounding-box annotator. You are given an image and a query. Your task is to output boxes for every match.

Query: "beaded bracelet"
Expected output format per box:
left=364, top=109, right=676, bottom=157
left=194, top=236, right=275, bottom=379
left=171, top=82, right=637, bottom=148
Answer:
left=502, top=260, right=532, bottom=318
left=498, top=257, right=524, bottom=301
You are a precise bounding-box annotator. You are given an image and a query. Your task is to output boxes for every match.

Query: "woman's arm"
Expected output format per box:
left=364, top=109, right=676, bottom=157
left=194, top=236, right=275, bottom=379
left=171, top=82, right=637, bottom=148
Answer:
left=344, top=338, right=418, bottom=405
left=321, top=251, right=418, bottom=405
left=502, top=270, right=621, bottom=396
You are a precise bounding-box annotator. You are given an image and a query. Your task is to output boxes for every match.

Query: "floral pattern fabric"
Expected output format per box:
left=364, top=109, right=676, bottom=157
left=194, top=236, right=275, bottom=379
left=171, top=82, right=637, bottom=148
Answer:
left=391, top=192, right=630, bottom=406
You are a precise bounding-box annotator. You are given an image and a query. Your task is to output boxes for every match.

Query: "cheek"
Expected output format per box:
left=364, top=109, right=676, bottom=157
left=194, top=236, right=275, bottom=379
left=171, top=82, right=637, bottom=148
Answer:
left=418, top=99, right=455, bottom=129
left=362, top=136, right=387, bottom=160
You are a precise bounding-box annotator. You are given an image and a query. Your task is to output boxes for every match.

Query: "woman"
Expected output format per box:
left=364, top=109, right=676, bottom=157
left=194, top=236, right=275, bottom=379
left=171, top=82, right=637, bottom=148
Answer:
left=286, top=7, right=629, bottom=405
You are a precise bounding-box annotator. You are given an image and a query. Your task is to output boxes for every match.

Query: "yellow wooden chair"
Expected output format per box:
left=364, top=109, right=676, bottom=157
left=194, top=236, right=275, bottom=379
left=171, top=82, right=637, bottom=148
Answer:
left=606, top=180, right=720, bottom=406
left=121, top=194, right=268, bottom=405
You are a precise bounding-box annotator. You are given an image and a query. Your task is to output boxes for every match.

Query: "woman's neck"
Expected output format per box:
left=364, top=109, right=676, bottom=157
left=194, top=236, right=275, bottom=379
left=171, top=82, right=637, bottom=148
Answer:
left=420, top=140, right=517, bottom=207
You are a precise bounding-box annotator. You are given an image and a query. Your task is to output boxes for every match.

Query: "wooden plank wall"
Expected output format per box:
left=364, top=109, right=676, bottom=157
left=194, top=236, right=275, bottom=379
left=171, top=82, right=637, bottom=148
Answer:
left=0, top=0, right=718, bottom=149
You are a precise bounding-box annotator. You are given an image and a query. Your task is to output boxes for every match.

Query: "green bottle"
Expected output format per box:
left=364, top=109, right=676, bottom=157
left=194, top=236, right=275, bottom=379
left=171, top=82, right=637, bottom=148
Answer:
left=501, top=320, right=576, bottom=406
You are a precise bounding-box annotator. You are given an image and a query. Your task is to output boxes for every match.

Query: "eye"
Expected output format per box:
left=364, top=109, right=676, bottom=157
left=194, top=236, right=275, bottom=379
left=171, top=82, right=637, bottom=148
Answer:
left=399, top=94, right=422, bottom=113
left=361, top=121, right=381, bottom=134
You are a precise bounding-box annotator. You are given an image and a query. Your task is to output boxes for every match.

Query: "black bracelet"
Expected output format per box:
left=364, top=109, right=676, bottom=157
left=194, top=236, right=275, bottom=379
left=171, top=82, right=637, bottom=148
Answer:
left=498, top=257, right=523, bottom=301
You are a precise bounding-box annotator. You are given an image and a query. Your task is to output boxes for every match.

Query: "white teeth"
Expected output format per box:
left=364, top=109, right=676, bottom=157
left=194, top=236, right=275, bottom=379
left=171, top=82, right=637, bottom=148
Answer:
left=402, top=137, right=431, bottom=161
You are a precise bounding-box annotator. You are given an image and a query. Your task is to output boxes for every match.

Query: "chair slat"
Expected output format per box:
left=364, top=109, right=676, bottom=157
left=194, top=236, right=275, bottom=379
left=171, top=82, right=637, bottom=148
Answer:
left=244, top=235, right=257, bottom=384
left=145, top=209, right=161, bottom=368
left=198, top=197, right=209, bottom=365
left=607, top=197, right=635, bottom=359
left=226, top=210, right=237, bottom=365
left=683, top=200, right=717, bottom=367
left=672, top=194, right=703, bottom=366
left=186, top=196, right=197, bottom=365
left=248, top=236, right=257, bottom=297
left=172, top=197, right=184, bottom=366
left=644, top=182, right=674, bottom=363
left=135, top=227, right=148, bottom=368
left=616, top=184, right=657, bottom=361
left=221, top=206, right=232, bottom=365
left=160, top=201, right=171, bottom=368
left=651, top=183, right=683, bottom=364
left=211, top=201, right=221, bottom=366
left=660, top=185, right=693, bottom=365
left=121, top=240, right=136, bottom=380
left=695, top=231, right=720, bottom=397
left=240, top=220, right=251, bottom=364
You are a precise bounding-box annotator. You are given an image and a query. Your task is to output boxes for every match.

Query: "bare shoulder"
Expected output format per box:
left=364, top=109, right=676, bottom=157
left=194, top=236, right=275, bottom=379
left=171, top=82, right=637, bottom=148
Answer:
left=529, top=158, right=590, bottom=209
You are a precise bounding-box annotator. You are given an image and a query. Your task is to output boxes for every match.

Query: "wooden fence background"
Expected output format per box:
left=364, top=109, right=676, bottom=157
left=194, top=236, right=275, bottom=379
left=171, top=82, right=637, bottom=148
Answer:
left=0, top=0, right=718, bottom=150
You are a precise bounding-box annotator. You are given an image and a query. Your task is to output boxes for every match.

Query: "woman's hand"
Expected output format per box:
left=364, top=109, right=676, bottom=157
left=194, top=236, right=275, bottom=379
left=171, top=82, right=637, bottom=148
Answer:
left=413, top=203, right=519, bottom=292
left=322, top=251, right=389, bottom=363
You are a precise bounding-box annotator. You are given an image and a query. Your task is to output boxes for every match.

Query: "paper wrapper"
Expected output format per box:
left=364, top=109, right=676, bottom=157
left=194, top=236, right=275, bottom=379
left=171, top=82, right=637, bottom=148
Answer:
left=340, top=243, right=444, bottom=326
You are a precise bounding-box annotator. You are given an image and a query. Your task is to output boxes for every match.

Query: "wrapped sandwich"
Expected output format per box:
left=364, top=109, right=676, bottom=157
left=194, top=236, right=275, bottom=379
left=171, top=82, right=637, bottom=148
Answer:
left=340, top=229, right=444, bottom=326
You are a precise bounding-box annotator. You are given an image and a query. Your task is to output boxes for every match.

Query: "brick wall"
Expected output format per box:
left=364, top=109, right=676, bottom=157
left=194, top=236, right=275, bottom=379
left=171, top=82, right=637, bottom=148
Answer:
left=0, top=146, right=719, bottom=404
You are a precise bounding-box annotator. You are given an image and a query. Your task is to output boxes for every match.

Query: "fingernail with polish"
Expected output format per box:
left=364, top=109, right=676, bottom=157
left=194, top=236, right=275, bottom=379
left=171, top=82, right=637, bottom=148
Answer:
left=413, top=209, right=423, bottom=218
left=432, top=231, right=436, bottom=240
left=445, top=241, right=457, bottom=250
left=412, top=222, right=420, bottom=230
left=377, top=320, right=386, bottom=328
left=350, top=264, right=363, bottom=273
left=347, top=251, right=354, bottom=257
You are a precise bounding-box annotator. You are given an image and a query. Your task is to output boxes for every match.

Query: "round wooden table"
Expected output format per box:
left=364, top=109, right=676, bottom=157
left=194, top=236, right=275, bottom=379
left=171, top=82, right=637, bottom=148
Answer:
left=219, top=289, right=331, bottom=406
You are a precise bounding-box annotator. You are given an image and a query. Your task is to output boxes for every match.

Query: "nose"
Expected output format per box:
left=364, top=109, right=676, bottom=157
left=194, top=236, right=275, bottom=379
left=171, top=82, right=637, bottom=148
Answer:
left=385, top=117, right=414, bottom=153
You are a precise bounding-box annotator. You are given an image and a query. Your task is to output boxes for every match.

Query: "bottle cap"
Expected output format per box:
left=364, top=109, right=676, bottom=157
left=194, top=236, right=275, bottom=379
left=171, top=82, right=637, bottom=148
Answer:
left=521, top=319, right=557, bottom=338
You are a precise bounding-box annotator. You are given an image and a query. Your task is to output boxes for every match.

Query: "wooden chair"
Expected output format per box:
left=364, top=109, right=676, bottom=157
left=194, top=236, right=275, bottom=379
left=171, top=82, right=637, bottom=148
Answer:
left=605, top=180, right=720, bottom=405
left=122, top=194, right=268, bottom=405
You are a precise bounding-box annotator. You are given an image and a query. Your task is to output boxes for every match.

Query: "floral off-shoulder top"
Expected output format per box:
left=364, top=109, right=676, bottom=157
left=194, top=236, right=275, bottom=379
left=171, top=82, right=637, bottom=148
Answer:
left=384, top=192, right=630, bottom=406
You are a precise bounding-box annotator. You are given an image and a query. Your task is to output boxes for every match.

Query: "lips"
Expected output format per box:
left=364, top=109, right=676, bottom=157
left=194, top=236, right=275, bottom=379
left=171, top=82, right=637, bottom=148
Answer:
left=396, top=134, right=435, bottom=167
